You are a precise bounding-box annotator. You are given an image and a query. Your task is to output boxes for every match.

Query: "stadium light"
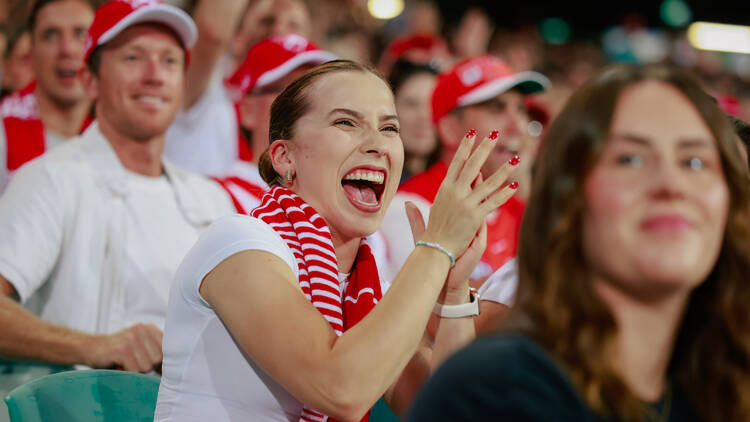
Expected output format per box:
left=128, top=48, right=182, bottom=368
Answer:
left=687, top=22, right=750, bottom=54
left=367, top=0, right=404, bottom=20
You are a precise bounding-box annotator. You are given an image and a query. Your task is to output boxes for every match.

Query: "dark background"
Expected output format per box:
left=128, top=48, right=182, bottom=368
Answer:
left=433, top=0, right=750, bottom=37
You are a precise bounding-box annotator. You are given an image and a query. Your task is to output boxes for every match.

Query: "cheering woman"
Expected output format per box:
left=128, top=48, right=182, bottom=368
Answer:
left=154, top=60, right=519, bottom=421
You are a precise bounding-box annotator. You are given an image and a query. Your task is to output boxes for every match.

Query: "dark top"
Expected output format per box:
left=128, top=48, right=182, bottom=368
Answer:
left=407, top=334, right=703, bottom=422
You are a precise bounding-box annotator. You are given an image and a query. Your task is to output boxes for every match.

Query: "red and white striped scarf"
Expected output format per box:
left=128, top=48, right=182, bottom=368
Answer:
left=251, top=186, right=382, bottom=422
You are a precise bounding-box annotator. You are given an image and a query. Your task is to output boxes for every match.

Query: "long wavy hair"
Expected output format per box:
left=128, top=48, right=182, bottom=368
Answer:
left=512, top=63, right=750, bottom=422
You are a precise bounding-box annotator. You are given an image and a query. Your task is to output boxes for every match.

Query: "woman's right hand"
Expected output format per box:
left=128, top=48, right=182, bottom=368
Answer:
left=422, top=129, right=518, bottom=258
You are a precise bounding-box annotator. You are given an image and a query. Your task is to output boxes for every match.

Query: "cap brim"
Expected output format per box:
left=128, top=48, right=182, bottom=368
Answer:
left=254, top=50, right=338, bottom=92
left=457, top=71, right=550, bottom=107
left=98, top=4, right=197, bottom=50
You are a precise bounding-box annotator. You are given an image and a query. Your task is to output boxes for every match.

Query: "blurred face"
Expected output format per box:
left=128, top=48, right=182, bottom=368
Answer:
left=3, top=32, right=33, bottom=92
left=94, top=24, right=185, bottom=142
left=239, top=65, right=313, bottom=158
left=583, top=81, right=729, bottom=299
left=288, top=71, right=404, bottom=242
left=233, top=0, right=311, bottom=62
left=395, top=72, right=437, bottom=156
left=31, top=0, right=93, bottom=106
left=456, top=90, right=531, bottom=178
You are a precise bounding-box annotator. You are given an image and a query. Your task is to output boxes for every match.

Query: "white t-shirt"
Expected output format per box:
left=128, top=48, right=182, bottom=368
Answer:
left=164, top=66, right=238, bottom=176
left=379, top=192, right=432, bottom=281
left=477, top=257, right=519, bottom=306
left=156, top=214, right=390, bottom=421
left=0, top=123, right=234, bottom=333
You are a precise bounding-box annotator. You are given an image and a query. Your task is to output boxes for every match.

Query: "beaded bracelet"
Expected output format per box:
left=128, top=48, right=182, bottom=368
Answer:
left=415, top=240, right=456, bottom=268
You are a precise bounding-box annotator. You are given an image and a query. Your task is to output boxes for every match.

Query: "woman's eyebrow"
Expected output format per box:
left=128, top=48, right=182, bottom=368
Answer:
left=328, top=108, right=363, bottom=119
left=381, top=114, right=399, bottom=123
left=609, top=133, right=714, bottom=150
left=328, top=108, right=399, bottom=123
left=676, top=138, right=714, bottom=149
left=608, top=133, right=652, bottom=146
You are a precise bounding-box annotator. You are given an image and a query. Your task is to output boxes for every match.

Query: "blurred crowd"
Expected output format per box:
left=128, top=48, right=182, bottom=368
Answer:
left=1, top=0, right=748, bottom=124
left=0, top=0, right=748, bottom=421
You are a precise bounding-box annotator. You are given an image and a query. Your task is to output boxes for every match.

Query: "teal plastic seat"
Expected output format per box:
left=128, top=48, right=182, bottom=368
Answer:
left=371, top=397, right=401, bottom=422
left=3, top=369, right=160, bottom=422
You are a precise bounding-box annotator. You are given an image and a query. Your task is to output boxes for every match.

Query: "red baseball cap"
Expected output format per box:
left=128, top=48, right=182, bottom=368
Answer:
left=431, top=55, right=550, bottom=124
left=226, top=34, right=337, bottom=97
left=84, top=0, right=197, bottom=63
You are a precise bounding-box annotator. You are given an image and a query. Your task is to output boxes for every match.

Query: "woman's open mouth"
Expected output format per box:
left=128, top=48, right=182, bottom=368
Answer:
left=341, top=167, right=387, bottom=212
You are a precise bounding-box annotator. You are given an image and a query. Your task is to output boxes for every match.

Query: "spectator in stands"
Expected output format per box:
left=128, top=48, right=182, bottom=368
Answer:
left=380, top=54, right=548, bottom=283
left=387, top=59, right=440, bottom=183
left=155, top=60, right=517, bottom=420
left=0, top=26, right=32, bottom=99
left=231, top=0, right=312, bottom=67
left=164, top=0, right=312, bottom=176
left=0, top=0, right=94, bottom=192
left=408, top=64, right=750, bottom=422
left=214, top=34, right=335, bottom=213
left=379, top=34, right=452, bottom=76
left=0, top=0, right=233, bottom=373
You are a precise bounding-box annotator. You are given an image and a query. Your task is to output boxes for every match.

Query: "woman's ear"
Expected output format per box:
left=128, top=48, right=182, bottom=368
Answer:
left=269, top=139, right=294, bottom=181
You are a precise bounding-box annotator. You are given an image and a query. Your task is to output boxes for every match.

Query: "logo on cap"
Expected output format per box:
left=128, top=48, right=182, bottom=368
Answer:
left=281, top=34, right=309, bottom=53
left=459, top=65, right=482, bottom=87
left=124, top=0, right=157, bottom=8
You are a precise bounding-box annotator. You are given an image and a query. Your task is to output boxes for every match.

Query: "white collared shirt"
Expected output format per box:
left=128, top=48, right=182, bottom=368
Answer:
left=0, top=122, right=234, bottom=333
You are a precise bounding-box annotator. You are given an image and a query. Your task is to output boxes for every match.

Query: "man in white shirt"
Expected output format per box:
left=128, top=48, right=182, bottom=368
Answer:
left=0, top=0, right=95, bottom=192
left=164, top=0, right=313, bottom=176
left=0, top=0, right=233, bottom=373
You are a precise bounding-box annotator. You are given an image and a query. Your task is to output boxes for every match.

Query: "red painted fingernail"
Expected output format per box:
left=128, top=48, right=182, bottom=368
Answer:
left=466, top=129, right=476, bottom=138
left=509, top=181, right=519, bottom=190
left=489, top=130, right=499, bottom=140
left=509, top=155, right=521, bottom=166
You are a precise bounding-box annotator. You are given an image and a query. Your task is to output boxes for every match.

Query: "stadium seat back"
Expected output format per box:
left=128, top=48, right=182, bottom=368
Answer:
left=3, top=369, right=159, bottom=422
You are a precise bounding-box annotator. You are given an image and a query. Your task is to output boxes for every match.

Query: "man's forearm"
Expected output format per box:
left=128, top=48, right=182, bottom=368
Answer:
left=0, top=295, right=93, bottom=366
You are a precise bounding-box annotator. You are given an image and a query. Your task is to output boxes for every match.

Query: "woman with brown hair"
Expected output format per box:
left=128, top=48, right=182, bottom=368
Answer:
left=408, top=63, right=750, bottom=422
left=154, top=59, right=520, bottom=421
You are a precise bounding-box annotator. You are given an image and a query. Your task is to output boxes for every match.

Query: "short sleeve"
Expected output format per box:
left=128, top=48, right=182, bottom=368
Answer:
left=407, top=336, right=597, bottom=422
left=177, top=214, right=299, bottom=309
left=0, top=159, right=64, bottom=301
left=478, top=257, right=519, bottom=306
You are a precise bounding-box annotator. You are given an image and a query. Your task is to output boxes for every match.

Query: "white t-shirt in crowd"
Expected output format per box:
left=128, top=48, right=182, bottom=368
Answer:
left=164, top=63, right=238, bottom=176
left=155, top=214, right=391, bottom=421
left=477, top=257, right=519, bottom=306
left=0, top=123, right=234, bottom=333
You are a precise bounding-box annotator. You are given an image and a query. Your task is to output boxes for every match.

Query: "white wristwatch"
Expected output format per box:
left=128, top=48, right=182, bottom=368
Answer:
left=432, top=288, right=480, bottom=318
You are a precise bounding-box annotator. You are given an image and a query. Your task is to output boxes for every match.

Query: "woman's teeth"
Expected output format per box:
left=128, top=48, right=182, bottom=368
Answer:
left=342, top=170, right=384, bottom=184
